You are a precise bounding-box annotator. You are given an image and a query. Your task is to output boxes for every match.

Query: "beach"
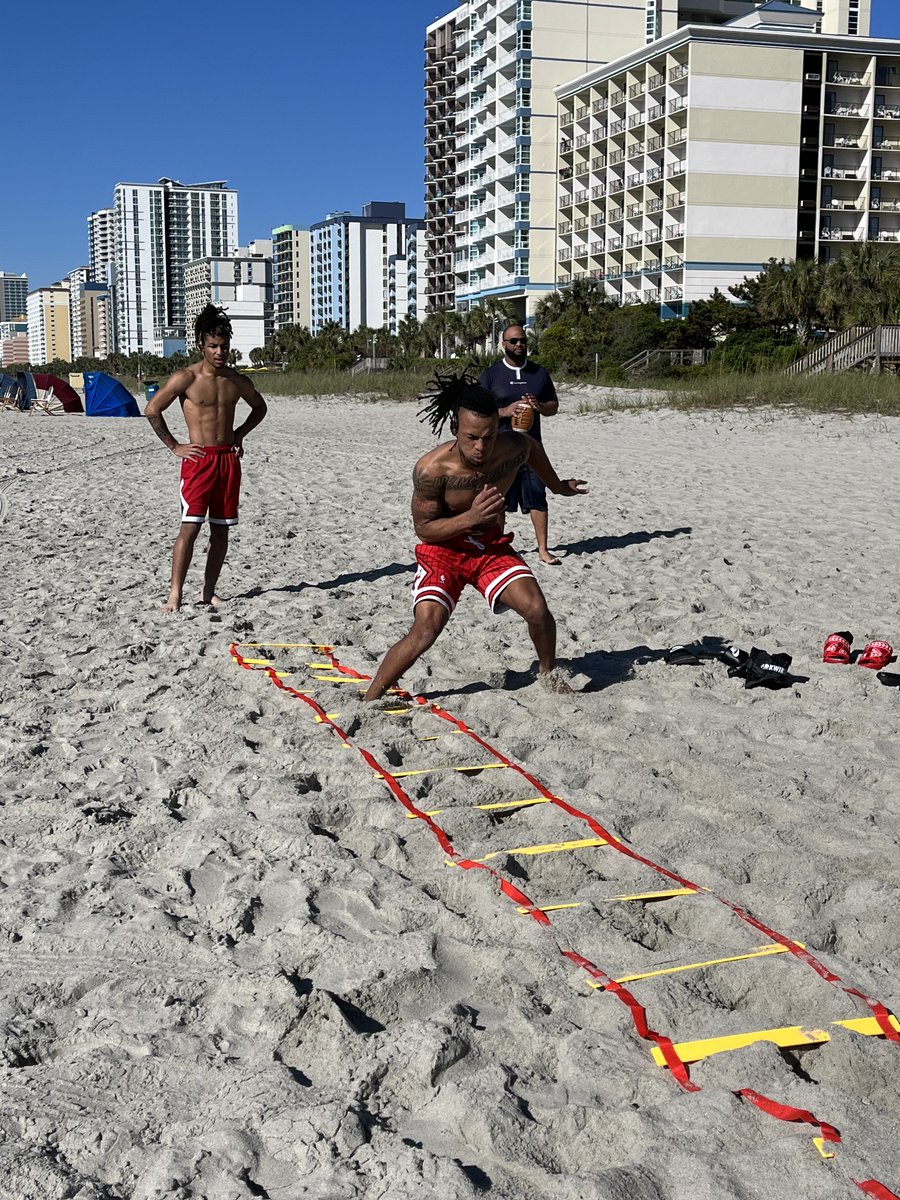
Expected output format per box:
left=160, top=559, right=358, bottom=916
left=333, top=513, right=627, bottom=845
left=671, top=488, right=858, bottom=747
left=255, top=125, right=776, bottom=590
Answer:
left=1, top=394, right=899, bottom=1199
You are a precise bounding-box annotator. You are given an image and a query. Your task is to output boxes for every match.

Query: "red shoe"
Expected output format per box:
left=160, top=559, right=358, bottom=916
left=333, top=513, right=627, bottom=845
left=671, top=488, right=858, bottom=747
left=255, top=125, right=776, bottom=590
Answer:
left=822, top=631, right=852, bottom=664
left=857, top=640, right=893, bottom=670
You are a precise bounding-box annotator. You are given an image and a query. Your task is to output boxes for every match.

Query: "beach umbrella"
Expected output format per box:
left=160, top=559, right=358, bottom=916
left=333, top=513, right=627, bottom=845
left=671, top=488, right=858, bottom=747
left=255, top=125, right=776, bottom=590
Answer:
left=30, top=372, right=83, bottom=414
left=83, top=372, right=141, bottom=417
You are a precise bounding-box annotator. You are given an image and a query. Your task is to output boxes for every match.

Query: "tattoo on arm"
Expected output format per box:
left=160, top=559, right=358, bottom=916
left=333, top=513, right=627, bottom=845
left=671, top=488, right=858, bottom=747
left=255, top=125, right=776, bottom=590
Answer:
left=147, top=413, right=176, bottom=449
left=412, top=466, right=444, bottom=499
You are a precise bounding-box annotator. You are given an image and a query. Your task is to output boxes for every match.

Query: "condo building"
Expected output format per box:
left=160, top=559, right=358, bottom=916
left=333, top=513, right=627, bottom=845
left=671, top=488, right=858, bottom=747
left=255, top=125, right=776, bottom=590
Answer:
left=26, top=283, right=71, bottom=365
left=111, top=178, right=238, bottom=355
left=554, top=1, right=888, bottom=315
left=0, top=271, right=28, bottom=322
left=0, top=322, right=28, bottom=367
left=309, top=202, right=425, bottom=335
left=425, top=0, right=872, bottom=322
left=425, top=0, right=616, bottom=323
left=272, top=225, right=312, bottom=331
left=184, top=240, right=274, bottom=363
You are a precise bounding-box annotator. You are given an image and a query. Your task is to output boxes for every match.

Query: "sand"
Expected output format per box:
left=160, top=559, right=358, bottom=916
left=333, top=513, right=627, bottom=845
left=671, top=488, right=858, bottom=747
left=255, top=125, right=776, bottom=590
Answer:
left=0, top=394, right=898, bottom=1200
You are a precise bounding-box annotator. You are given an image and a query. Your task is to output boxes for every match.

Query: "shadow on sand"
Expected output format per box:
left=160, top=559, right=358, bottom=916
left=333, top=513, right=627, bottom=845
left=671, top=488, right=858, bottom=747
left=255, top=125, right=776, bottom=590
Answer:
left=233, top=560, right=415, bottom=600
left=555, top=526, right=691, bottom=557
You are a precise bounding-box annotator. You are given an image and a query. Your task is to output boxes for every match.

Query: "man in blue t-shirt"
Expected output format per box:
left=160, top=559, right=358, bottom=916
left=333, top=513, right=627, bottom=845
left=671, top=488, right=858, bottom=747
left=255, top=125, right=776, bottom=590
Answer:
left=478, top=325, right=561, bottom=564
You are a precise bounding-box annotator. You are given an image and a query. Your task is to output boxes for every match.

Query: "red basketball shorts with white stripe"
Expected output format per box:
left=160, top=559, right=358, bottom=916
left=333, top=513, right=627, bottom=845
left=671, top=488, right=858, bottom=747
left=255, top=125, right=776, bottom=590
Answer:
left=412, top=531, right=535, bottom=615
left=179, top=445, right=241, bottom=525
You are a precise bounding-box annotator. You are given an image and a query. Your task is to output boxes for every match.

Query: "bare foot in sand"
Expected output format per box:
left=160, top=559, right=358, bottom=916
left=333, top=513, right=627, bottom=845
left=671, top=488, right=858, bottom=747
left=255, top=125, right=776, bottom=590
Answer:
left=539, top=667, right=573, bottom=694
left=197, top=588, right=222, bottom=606
left=538, top=552, right=562, bottom=565
left=162, top=590, right=182, bottom=613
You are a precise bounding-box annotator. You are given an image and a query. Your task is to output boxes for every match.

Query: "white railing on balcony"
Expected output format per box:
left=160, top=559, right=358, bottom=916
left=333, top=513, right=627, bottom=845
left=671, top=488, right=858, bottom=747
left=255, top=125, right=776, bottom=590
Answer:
left=665, top=286, right=683, bottom=300
left=823, top=166, right=865, bottom=179
left=876, top=105, right=900, bottom=118
left=608, top=236, right=623, bottom=250
left=823, top=199, right=861, bottom=210
left=819, top=227, right=858, bottom=240
left=871, top=200, right=900, bottom=211
left=668, top=97, right=687, bottom=114
left=875, top=230, right=900, bottom=241
left=666, top=160, right=686, bottom=177
left=645, top=225, right=662, bottom=242
left=873, top=169, right=900, bottom=180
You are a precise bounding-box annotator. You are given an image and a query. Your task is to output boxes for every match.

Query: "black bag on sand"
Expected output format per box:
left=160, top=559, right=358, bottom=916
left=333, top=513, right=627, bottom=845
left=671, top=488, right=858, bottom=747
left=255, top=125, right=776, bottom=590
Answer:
left=731, top=646, right=794, bottom=690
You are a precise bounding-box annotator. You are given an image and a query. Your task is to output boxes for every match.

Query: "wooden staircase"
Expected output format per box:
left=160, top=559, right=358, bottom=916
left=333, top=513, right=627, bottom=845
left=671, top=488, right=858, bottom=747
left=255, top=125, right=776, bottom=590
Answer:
left=621, top=347, right=708, bottom=375
left=785, top=324, right=900, bottom=376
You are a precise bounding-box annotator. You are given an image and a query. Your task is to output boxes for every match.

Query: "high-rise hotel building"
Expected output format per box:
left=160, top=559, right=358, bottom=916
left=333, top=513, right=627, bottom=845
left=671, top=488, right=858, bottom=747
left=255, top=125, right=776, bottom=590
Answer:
left=425, top=0, right=620, bottom=322
left=554, top=1, right=886, bottom=316
left=111, top=178, right=238, bottom=354
left=426, top=0, right=877, bottom=321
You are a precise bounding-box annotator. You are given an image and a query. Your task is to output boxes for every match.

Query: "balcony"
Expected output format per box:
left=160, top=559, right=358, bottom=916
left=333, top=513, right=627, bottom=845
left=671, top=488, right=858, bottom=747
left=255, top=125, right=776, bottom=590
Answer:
left=593, top=97, right=608, bottom=114
left=648, top=73, right=665, bottom=91
left=872, top=168, right=900, bottom=180
left=644, top=288, right=660, bottom=302
left=608, top=207, right=623, bottom=222
left=591, top=182, right=606, bottom=198
left=669, top=64, right=688, bottom=82
left=647, top=103, right=665, bottom=121
left=626, top=202, right=643, bottom=217
left=626, top=232, right=643, bottom=247
left=665, top=223, right=685, bottom=239
left=589, top=240, right=604, bottom=255
left=576, top=132, right=590, bottom=148
left=871, top=199, right=900, bottom=211
left=826, top=103, right=868, bottom=117
left=822, top=199, right=860, bottom=211
left=828, top=70, right=866, bottom=84
left=573, top=189, right=589, bottom=204
left=645, top=225, right=662, bottom=243
left=664, top=255, right=683, bottom=269
left=664, top=286, right=683, bottom=300
left=610, top=118, right=626, bottom=135
left=875, top=230, right=900, bottom=241
left=608, top=236, right=623, bottom=251
left=626, top=173, right=644, bottom=188
left=668, top=97, right=687, bottom=115
left=666, top=160, right=686, bottom=178
left=644, top=258, right=661, bottom=272
left=823, top=166, right=864, bottom=179
left=876, top=105, right=900, bottom=118
left=648, top=197, right=664, bottom=213
left=646, top=166, right=663, bottom=183
left=628, top=113, right=644, bottom=129
left=819, top=227, right=858, bottom=240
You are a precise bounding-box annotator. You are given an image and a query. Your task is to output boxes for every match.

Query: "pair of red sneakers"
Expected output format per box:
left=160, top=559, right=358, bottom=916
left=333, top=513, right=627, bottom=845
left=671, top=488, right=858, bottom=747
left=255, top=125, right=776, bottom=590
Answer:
left=822, top=631, right=893, bottom=669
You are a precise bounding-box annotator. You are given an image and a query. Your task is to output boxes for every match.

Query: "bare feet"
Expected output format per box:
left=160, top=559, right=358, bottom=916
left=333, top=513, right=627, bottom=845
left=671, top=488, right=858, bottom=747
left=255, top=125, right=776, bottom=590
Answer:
left=162, top=590, right=182, bottom=613
left=538, top=552, right=562, bottom=565
left=539, top=667, right=573, bottom=694
left=197, top=589, right=222, bottom=607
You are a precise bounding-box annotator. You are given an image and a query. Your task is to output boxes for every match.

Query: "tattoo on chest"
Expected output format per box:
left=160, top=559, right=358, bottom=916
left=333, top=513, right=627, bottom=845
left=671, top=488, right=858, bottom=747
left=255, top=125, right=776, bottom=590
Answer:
left=416, top=450, right=528, bottom=497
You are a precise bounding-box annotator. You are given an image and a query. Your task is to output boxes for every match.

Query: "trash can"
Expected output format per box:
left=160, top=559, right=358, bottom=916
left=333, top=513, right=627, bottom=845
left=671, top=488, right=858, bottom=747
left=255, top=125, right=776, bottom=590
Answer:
left=143, top=381, right=159, bottom=402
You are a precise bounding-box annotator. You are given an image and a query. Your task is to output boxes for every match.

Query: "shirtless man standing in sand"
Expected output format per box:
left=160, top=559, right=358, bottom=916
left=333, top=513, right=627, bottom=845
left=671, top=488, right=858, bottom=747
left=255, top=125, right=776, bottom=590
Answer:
left=145, top=304, right=267, bottom=611
left=363, top=370, right=587, bottom=702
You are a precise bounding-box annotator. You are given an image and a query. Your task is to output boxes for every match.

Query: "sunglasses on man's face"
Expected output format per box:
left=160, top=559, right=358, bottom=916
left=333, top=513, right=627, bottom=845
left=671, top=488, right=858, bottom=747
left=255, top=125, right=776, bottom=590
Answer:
left=505, top=337, right=527, bottom=344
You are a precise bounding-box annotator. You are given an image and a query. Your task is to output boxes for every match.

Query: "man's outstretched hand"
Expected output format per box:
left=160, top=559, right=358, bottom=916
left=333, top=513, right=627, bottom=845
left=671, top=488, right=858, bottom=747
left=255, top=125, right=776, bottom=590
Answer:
left=557, top=478, right=589, bottom=497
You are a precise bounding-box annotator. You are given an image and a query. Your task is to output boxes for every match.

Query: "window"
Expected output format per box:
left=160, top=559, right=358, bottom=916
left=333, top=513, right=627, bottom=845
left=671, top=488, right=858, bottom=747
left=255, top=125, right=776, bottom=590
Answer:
left=517, top=29, right=531, bottom=51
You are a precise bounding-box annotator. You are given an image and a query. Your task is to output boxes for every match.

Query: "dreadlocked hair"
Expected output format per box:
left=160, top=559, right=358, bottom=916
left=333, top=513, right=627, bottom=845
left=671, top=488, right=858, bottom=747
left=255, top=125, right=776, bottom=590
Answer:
left=195, top=303, right=232, bottom=346
left=416, top=366, right=497, bottom=436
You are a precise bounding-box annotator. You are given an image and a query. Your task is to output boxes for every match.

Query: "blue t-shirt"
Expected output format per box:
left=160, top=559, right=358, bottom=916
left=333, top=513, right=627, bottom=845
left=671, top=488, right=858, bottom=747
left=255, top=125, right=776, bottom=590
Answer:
left=478, top=359, right=557, bottom=444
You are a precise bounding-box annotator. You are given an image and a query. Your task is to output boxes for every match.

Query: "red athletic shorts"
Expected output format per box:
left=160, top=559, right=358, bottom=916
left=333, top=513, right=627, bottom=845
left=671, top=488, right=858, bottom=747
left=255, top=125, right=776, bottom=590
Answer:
left=179, top=445, right=241, bottom=525
left=413, top=531, right=535, bottom=615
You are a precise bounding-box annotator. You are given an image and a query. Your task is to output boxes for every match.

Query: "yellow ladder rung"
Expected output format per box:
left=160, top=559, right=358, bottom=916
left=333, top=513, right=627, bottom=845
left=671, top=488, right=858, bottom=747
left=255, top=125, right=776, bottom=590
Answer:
left=605, top=886, right=702, bottom=902
left=589, top=943, right=793, bottom=988
left=651, top=1024, right=832, bottom=1067
left=406, top=796, right=553, bottom=819
left=383, top=763, right=509, bottom=779
left=834, top=1014, right=900, bottom=1037
left=517, top=902, right=583, bottom=914
left=447, top=836, right=608, bottom=866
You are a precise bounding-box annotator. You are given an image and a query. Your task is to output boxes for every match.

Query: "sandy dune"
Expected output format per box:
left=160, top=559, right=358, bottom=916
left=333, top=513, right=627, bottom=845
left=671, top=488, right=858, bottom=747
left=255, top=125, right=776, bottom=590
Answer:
left=0, top=395, right=898, bottom=1199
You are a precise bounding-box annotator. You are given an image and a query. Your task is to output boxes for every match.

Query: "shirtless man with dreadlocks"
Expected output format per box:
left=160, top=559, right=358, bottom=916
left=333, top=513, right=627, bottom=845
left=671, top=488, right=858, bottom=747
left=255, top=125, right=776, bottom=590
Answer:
left=363, top=370, right=587, bottom=701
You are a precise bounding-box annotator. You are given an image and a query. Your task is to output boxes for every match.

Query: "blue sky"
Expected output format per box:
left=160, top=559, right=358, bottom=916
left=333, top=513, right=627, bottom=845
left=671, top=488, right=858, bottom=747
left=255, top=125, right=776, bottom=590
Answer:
left=3, top=0, right=899, bottom=290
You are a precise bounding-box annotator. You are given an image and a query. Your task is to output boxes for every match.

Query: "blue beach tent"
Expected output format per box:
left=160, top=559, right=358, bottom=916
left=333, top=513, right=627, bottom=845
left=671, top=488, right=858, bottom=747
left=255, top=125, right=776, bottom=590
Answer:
left=84, top=372, right=141, bottom=417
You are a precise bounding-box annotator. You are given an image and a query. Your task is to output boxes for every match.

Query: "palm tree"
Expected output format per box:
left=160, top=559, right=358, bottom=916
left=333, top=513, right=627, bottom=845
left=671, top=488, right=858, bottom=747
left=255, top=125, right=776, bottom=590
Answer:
left=821, top=242, right=900, bottom=328
left=421, top=308, right=463, bottom=358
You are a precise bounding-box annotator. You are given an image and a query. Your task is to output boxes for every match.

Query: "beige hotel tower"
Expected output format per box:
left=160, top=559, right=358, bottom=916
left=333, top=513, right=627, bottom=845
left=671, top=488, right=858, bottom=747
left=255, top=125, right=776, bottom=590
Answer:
left=425, top=0, right=879, bottom=321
